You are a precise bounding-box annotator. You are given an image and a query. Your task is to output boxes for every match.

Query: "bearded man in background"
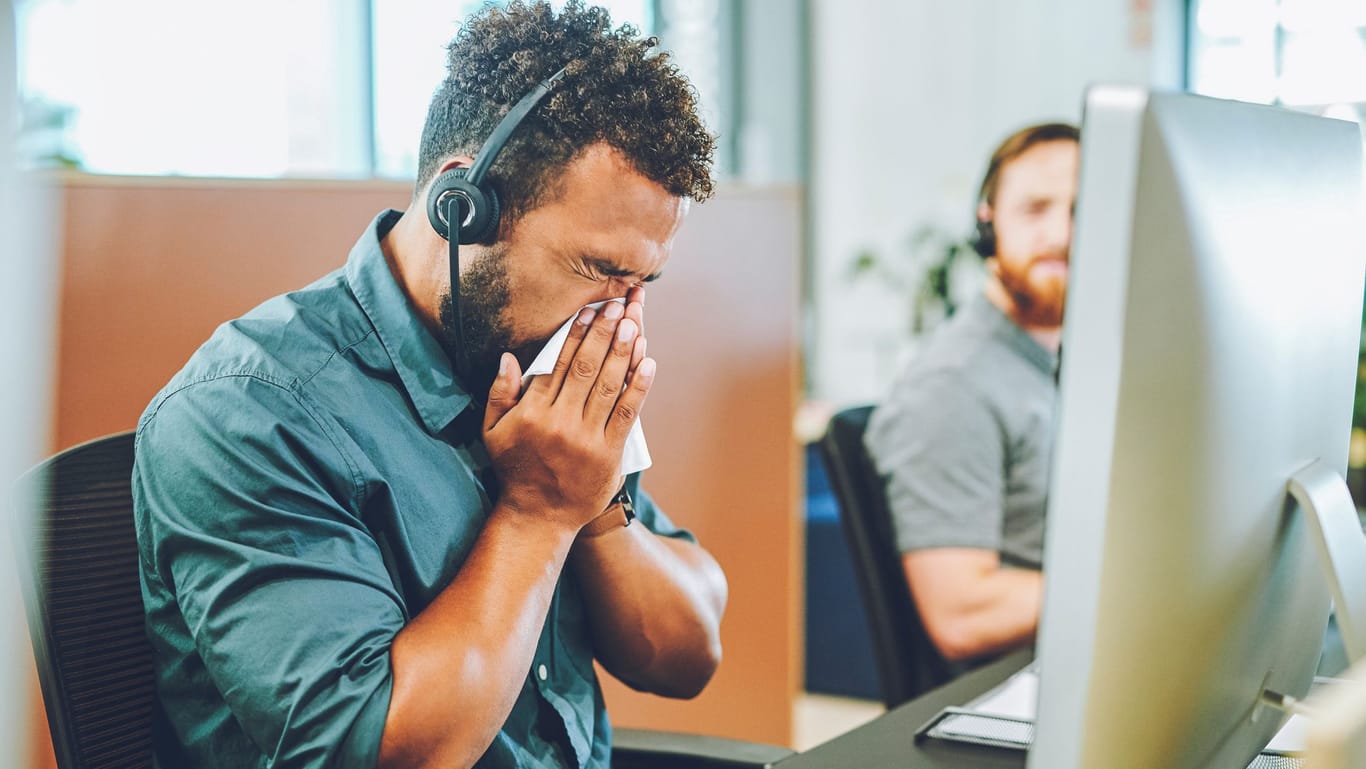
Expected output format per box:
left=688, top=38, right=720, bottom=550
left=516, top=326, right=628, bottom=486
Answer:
left=866, top=123, right=1080, bottom=667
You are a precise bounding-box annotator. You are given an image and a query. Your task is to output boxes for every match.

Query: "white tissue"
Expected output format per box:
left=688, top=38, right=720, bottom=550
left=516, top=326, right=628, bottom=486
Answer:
left=520, top=298, right=652, bottom=476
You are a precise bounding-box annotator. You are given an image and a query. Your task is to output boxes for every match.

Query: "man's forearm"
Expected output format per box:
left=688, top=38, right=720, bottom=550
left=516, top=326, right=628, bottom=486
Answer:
left=378, top=506, right=579, bottom=769
left=931, top=567, right=1042, bottom=660
left=571, top=525, right=727, bottom=698
left=903, top=549, right=1042, bottom=662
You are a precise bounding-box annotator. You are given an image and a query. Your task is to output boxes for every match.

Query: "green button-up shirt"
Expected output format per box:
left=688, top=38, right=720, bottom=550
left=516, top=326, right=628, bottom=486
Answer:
left=133, top=210, right=690, bottom=769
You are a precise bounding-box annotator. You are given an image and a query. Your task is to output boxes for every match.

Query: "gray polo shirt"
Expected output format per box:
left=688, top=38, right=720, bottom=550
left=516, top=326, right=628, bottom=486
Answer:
left=864, top=295, right=1057, bottom=569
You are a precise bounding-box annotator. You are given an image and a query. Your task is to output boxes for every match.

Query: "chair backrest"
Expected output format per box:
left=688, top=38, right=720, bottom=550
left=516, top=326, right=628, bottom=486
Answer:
left=14, top=431, right=156, bottom=769
left=817, top=406, right=955, bottom=709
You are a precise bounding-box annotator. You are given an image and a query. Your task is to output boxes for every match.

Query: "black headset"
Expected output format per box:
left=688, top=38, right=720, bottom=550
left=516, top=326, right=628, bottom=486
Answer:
left=425, top=66, right=568, bottom=390
left=426, top=65, right=569, bottom=246
left=971, top=218, right=997, bottom=259
left=969, top=162, right=998, bottom=259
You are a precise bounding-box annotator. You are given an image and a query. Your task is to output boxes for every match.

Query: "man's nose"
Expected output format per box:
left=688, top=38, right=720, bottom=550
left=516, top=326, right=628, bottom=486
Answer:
left=601, top=279, right=636, bottom=300
left=1046, top=207, right=1074, bottom=255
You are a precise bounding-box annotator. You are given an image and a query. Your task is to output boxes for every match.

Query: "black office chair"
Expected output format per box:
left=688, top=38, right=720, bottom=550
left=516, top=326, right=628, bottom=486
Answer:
left=15, top=431, right=155, bottom=769
left=817, top=406, right=957, bottom=709
left=14, top=431, right=791, bottom=769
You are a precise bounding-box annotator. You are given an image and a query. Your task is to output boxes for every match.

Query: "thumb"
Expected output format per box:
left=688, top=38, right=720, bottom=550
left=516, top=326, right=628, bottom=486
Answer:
left=483, top=352, right=523, bottom=432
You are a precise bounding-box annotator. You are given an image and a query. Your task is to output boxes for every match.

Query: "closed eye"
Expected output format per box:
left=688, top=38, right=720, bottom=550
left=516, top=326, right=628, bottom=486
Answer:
left=582, top=256, right=662, bottom=284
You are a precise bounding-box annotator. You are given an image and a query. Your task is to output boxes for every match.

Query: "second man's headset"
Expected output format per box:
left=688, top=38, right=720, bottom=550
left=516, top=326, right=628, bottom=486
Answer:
left=969, top=160, right=1000, bottom=259
left=425, top=66, right=569, bottom=386
left=971, top=217, right=997, bottom=259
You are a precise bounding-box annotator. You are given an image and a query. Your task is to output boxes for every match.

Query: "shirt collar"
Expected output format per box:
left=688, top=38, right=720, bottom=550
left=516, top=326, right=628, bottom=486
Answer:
left=345, top=209, right=473, bottom=434
left=971, top=294, right=1060, bottom=378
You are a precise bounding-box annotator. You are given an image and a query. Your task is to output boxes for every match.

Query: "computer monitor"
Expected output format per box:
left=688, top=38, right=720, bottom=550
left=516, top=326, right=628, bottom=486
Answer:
left=1030, top=86, right=1366, bottom=769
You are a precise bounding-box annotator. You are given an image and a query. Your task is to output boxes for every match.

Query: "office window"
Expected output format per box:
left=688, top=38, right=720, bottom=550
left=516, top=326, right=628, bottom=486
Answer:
left=370, top=0, right=479, bottom=180
left=1188, top=0, right=1366, bottom=121
left=15, top=0, right=371, bottom=177
left=15, top=0, right=661, bottom=179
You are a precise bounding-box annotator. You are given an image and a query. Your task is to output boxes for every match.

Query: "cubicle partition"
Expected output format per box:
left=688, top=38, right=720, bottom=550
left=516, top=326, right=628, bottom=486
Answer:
left=32, top=174, right=803, bottom=765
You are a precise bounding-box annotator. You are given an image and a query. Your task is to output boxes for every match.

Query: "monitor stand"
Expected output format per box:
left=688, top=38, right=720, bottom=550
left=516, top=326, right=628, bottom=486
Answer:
left=1288, top=459, right=1366, bottom=664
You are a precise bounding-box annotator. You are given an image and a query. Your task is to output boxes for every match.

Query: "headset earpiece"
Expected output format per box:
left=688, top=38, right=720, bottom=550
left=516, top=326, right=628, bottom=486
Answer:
left=426, top=167, right=502, bottom=245
left=971, top=218, right=997, bottom=258
left=425, top=65, right=567, bottom=248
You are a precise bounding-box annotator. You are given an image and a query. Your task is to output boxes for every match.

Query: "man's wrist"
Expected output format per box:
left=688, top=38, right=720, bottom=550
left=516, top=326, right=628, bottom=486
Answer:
left=489, top=496, right=584, bottom=545
left=578, top=488, right=635, bottom=539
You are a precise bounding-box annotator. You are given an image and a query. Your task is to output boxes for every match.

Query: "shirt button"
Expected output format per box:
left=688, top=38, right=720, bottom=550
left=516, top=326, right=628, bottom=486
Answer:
left=537, top=664, right=548, bottom=681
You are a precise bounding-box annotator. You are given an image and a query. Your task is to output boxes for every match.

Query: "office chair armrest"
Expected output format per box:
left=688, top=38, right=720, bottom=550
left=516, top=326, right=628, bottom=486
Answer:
left=612, top=727, right=795, bottom=768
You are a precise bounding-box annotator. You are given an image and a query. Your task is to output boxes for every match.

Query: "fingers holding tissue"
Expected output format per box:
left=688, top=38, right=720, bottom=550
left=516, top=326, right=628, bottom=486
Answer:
left=516, top=297, right=653, bottom=476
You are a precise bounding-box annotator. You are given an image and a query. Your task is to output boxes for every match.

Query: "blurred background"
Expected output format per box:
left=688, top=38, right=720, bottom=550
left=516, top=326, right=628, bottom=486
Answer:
left=6, top=0, right=1366, bottom=766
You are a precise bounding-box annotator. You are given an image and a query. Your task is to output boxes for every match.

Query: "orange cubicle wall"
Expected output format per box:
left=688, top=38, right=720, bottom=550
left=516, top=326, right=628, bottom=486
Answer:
left=30, top=174, right=802, bottom=766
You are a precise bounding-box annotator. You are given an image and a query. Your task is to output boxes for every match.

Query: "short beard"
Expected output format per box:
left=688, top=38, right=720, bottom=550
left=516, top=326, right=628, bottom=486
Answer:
left=995, top=255, right=1067, bottom=328
left=438, top=245, right=514, bottom=399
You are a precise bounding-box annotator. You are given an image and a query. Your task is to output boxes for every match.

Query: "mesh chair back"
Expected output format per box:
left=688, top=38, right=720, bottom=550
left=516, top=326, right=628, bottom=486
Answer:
left=817, top=406, right=955, bottom=708
left=15, top=432, right=156, bottom=769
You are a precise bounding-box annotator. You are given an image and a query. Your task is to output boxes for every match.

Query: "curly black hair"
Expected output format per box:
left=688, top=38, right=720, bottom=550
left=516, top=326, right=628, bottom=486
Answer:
left=415, top=1, right=716, bottom=230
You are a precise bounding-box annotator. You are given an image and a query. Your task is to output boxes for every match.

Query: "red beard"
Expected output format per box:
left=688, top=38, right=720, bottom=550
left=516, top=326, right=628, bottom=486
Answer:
left=995, top=254, right=1068, bottom=327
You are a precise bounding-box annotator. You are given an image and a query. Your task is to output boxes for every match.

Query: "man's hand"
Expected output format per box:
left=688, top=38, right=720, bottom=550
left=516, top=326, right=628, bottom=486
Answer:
left=624, top=285, right=647, bottom=370
left=482, top=294, right=653, bottom=531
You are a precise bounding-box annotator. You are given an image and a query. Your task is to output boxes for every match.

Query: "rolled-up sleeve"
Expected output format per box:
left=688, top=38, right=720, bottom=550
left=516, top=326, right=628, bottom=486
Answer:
left=134, top=373, right=402, bottom=768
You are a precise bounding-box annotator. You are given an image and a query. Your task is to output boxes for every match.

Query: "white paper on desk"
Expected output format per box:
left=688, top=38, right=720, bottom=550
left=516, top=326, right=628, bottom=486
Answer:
left=521, top=298, right=651, bottom=476
left=947, top=669, right=1309, bottom=755
left=967, top=668, right=1039, bottom=720
left=1264, top=714, right=1308, bottom=754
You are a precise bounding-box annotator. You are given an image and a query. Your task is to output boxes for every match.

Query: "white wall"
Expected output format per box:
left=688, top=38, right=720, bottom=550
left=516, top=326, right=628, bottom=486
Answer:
left=2, top=0, right=58, bottom=761
left=808, top=0, right=1184, bottom=406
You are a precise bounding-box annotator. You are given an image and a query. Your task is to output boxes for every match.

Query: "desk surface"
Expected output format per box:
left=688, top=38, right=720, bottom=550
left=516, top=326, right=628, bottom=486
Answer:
left=777, top=649, right=1034, bottom=769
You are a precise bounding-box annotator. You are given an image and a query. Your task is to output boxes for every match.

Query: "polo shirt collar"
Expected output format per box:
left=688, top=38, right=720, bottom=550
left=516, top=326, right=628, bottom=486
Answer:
left=973, top=295, right=1060, bottom=377
left=345, top=209, right=473, bottom=434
